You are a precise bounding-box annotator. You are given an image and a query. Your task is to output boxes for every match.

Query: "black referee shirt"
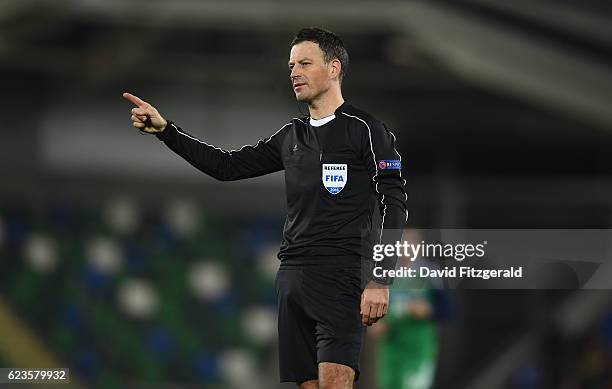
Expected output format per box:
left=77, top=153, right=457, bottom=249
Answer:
left=156, top=102, right=407, bottom=284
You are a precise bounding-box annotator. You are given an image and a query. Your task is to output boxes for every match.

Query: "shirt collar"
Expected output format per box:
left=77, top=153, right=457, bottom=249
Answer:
left=309, top=114, right=336, bottom=127
left=308, top=101, right=348, bottom=127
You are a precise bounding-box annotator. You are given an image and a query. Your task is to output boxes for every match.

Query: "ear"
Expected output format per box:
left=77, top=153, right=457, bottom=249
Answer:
left=329, top=58, right=342, bottom=80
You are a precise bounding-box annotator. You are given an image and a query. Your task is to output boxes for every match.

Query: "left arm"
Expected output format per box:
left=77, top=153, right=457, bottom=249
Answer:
left=360, top=120, right=408, bottom=325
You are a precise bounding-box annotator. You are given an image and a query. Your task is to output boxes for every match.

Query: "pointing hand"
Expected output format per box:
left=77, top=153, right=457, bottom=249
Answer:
left=122, top=92, right=168, bottom=134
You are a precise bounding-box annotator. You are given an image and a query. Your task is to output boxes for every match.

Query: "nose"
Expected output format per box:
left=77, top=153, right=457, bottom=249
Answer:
left=290, top=67, right=300, bottom=80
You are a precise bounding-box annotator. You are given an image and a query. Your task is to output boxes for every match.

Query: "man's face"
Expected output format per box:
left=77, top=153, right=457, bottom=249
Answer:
left=288, top=41, right=334, bottom=103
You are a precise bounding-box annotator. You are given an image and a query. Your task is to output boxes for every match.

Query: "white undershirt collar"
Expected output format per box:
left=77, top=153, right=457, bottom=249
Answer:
left=309, top=114, right=336, bottom=127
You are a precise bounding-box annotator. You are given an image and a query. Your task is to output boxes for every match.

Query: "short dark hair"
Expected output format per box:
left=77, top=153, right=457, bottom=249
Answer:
left=291, top=27, right=349, bottom=83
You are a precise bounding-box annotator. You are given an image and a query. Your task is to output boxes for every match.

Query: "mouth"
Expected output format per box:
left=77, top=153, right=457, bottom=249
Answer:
left=293, top=82, right=307, bottom=89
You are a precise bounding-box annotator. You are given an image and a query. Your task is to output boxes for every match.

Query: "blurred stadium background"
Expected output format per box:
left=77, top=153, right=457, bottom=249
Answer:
left=1, top=0, right=612, bottom=388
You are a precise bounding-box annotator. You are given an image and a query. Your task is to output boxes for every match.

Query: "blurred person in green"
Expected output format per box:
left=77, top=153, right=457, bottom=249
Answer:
left=370, top=228, right=449, bottom=389
left=370, top=287, right=437, bottom=389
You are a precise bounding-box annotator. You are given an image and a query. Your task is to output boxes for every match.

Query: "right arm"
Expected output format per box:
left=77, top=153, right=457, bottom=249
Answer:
left=156, top=120, right=288, bottom=181
left=123, top=92, right=288, bottom=181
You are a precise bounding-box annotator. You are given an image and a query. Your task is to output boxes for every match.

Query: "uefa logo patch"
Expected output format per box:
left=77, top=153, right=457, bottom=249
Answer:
left=378, top=160, right=401, bottom=170
left=322, top=164, right=348, bottom=195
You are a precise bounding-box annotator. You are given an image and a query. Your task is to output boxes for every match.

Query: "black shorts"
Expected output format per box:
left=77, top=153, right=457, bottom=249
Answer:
left=275, top=262, right=366, bottom=383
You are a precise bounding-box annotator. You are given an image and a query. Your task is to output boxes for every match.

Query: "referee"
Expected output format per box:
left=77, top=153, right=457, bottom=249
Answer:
left=123, top=27, right=407, bottom=389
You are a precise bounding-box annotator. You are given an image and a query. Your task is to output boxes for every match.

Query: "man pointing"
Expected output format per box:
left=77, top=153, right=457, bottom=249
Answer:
left=123, top=27, right=407, bottom=389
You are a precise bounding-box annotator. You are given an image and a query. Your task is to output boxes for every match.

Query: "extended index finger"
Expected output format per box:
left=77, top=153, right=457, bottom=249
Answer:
left=122, top=92, right=147, bottom=107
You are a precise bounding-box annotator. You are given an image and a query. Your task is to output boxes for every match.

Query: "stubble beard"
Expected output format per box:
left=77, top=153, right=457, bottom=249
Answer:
left=294, top=85, right=327, bottom=105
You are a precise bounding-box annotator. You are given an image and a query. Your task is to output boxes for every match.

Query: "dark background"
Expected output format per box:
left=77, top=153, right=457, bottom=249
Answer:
left=1, top=1, right=611, bottom=388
